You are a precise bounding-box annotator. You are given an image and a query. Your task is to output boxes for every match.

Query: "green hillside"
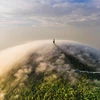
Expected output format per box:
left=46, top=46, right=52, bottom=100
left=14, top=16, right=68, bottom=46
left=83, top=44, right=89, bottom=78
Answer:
left=0, top=48, right=100, bottom=100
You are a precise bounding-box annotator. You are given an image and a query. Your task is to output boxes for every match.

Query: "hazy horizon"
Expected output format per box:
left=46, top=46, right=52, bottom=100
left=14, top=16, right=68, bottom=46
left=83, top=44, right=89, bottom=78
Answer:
left=0, top=0, right=100, bottom=50
left=0, top=26, right=100, bottom=50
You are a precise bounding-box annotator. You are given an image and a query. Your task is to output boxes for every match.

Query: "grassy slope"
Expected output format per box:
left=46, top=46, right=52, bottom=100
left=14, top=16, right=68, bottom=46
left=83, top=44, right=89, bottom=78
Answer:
left=4, top=73, right=100, bottom=100
left=0, top=50, right=100, bottom=100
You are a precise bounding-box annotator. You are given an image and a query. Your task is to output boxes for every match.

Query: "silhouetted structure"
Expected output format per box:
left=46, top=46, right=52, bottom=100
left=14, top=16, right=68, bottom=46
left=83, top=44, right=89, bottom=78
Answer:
left=53, top=39, right=55, bottom=44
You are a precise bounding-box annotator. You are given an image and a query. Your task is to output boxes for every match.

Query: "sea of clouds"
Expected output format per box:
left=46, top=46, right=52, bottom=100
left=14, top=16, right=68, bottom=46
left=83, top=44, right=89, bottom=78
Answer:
left=0, top=40, right=100, bottom=99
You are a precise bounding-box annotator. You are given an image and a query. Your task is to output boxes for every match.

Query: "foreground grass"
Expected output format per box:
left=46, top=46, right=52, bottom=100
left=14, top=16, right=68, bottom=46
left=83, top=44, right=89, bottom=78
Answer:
left=4, top=74, right=100, bottom=100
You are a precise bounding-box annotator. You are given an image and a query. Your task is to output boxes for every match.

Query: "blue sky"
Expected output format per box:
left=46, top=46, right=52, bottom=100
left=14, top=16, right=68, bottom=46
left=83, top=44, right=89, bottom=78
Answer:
left=51, top=0, right=90, bottom=3
left=0, top=0, right=100, bottom=50
left=0, top=0, right=100, bottom=27
left=62, top=0, right=90, bottom=3
left=69, top=0, right=90, bottom=3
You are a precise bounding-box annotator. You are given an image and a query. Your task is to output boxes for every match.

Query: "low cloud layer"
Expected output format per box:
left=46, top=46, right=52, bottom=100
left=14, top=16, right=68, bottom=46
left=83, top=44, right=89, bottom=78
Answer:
left=0, top=40, right=100, bottom=76
left=0, top=40, right=100, bottom=99
left=0, top=0, right=100, bottom=27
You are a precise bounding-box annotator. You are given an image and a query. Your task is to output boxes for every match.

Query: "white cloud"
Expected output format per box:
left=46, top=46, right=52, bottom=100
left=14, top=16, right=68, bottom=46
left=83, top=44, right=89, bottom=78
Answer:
left=0, top=0, right=100, bottom=27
